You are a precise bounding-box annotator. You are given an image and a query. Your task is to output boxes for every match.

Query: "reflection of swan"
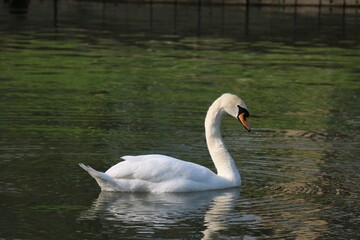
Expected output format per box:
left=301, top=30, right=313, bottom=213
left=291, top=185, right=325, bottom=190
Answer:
left=80, top=189, right=240, bottom=224
left=79, top=93, right=250, bottom=192
left=80, top=188, right=259, bottom=238
left=80, top=189, right=261, bottom=239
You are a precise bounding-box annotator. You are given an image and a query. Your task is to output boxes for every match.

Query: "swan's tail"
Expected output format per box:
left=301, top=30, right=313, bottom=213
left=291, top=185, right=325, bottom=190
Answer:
left=79, top=163, right=119, bottom=191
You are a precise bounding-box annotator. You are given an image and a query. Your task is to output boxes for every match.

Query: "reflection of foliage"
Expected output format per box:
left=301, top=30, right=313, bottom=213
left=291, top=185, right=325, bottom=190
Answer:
left=1, top=37, right=358, bottom=137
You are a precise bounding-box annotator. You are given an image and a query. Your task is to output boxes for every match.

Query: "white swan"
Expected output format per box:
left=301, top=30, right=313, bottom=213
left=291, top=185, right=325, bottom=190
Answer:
left=79, top=93, right=250, bottom=193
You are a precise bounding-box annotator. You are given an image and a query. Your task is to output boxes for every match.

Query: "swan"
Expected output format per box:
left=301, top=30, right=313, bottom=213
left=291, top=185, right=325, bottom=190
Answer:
left=79, top=93, right=250, bottom=193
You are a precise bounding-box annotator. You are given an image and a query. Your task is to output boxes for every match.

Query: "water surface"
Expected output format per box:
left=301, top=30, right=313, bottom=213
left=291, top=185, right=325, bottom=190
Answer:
left=0, top=0, right=359, bottom=239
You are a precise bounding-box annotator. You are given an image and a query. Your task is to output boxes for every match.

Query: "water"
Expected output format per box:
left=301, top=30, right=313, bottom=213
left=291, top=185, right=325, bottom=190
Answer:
left=1, top=0, right=360, bottom=239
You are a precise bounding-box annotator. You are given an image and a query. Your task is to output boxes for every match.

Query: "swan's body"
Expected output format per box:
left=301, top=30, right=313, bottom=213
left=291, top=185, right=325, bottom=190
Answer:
left=80, top=93, right=250, bottom=193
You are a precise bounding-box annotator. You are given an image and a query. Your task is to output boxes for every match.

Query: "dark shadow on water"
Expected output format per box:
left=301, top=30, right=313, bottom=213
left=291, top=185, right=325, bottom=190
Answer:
left=1, top=0, right=358, bottom=46
left=4, top=0, right=30, bottom=14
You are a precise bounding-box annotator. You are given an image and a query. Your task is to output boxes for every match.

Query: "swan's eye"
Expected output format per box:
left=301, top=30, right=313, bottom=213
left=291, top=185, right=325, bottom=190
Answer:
left=237, top=105, right=249, bottom=118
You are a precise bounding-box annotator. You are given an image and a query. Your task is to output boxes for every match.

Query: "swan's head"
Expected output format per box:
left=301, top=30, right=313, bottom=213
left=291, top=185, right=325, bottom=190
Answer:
left=220, top=93, right=251, bottom=132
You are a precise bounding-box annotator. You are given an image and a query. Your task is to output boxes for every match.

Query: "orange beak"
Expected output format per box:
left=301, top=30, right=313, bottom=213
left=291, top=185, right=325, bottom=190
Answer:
left=238, top=112, right=251, bottom=132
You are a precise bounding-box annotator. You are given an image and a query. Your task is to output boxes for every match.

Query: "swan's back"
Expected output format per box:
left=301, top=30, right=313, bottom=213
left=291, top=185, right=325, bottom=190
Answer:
left=106, top=154, right=216, bottom=183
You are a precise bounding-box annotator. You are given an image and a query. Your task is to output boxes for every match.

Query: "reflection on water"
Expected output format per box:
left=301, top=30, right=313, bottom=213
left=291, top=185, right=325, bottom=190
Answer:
left=1, top=0, right=359, bottom=44
left=80, top=188, right=259, bottom=239
left=4, top=0, right=30, bottom=14
left=0, top=0, right=359, bottom=239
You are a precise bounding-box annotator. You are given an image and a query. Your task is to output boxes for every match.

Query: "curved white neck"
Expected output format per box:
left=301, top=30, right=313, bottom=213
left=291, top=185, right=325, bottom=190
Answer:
left=205, top=100, right=241, bottom=184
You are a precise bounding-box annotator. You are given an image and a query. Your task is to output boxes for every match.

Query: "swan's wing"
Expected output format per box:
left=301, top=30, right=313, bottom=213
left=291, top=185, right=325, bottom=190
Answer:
left=105, top=154, right=216, bottom=183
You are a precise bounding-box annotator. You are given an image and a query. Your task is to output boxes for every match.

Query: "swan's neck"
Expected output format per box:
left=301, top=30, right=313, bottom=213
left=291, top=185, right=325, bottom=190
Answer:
left=205, top=101, right=241, bottom=184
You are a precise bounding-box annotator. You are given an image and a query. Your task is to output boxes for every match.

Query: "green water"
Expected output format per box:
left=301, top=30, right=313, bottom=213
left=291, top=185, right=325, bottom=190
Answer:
left=0, top=0, right=360, bottom=239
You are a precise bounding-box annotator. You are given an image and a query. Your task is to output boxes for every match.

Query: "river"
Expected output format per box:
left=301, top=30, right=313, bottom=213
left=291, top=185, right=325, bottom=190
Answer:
left=0, top=0, right=359, bottom=239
